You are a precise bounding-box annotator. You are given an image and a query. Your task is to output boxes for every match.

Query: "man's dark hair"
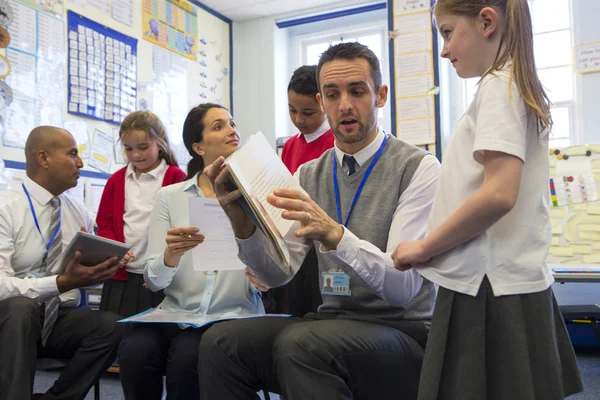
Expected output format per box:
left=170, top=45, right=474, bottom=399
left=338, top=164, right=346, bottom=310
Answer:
left=316, top=42, right=382, bottom=91
left=287, top=65, right=319, bottom=96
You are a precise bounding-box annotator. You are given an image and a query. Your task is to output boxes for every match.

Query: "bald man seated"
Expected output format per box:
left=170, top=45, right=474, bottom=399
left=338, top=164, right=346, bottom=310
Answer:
left=0, top=126, right=127, bottom=400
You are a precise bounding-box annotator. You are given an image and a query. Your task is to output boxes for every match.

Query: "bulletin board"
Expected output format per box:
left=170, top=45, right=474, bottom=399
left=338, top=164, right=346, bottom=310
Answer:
left=67, top=10, right=137, bottom=125
left=547, top=144, right=600, bottom=265
left=0, top=0, right=232, bottom=215
left=387, top=0, right=441, bottom=159
left=142, top=0, right=198, bottom=60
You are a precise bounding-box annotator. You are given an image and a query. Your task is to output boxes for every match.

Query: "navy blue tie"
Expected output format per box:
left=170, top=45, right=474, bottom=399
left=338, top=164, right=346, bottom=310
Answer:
left=343, top=155, right=357, bottom=176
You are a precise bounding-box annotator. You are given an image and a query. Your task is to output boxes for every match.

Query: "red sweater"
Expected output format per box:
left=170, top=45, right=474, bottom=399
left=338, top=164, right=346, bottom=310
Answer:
left=281, top=129, right=335, bottom=174
left=96, top=164, right=187, bottom=280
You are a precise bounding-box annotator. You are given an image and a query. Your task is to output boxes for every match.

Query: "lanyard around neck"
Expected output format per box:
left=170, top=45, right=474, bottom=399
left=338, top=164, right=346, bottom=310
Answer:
left=22, top=183, right=61, bottom=252
left=333, top=134, right=387, bottom=227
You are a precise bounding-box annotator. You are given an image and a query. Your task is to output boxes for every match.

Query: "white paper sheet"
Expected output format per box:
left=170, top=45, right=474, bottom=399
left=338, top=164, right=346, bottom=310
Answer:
left=395, top=0, right=429, bottom=13
left=397, top=96, right=435, bottom=119
left=397, top=118, right=436, bottom=145
left=88, top=129, right=113, bottom=173
left=395, top=52, right=433, bottom=77
left=87, top=0, right=110, bottom=15
left=7, top=1, right=37, bottom=54
left=395, top=75, right=434, bottom=98
left=64, top=120, right=90, bottom=159
left=5, top=49, right=37, bottom=101
left=112, top=0, right=134, bottom=27
left=118, top=308, right=290, bottom=328
left=37, top=12, right=65, bottom=63
left=189, top=197, right=246, bottom=271
left=394, top=31, right=432, bottom=54
left=394, top=12, right=431, bottom=33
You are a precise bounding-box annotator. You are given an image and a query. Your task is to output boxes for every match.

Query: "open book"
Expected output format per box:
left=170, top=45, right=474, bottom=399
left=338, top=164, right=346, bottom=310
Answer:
left=224, top=131, right=300, bottom=265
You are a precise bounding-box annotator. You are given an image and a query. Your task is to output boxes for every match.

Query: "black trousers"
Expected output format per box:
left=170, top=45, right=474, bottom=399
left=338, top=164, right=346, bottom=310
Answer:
left=198, top=316, right=425, bottom=400
left=118, top=323, right=208, bottom=400
left=0, top=296, right=125, bottom=400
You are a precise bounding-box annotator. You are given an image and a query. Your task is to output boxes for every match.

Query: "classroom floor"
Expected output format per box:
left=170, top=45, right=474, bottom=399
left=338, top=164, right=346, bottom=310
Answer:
left=33, top=348, right=600, bottom=400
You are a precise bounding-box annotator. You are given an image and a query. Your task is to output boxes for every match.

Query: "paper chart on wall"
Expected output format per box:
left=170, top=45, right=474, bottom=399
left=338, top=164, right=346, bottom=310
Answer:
left=397, top=118, right=435, bottom=145
left=66, top=10, right=137, bottom=124
left=64, top=120, right=90, bottom=159
left=396, top=96, right=434, bottom=119
left=86, top=0, right=110, bottom=16
left=112, top=0, right=134, bottom=27
left=88, top=129, right=113, bottom=173
left=395, top=75, right=433, bottom=98
left=392, top=6, right=436, bottom=147
left=19, top=0, right=64, bottom=15
left=547, top=145, right=600, bottom=266
left=394, top=0, right=429, bottom=14
left=2, top=0, right=65, bottom=149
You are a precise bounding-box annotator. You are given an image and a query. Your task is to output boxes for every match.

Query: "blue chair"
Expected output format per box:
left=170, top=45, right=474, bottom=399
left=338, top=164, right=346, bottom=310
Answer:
left=560, top=304, right=600, bottom=344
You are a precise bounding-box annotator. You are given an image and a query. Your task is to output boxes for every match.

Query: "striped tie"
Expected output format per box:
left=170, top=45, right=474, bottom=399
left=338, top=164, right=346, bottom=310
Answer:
left=41, top=197, right=62, bottom=347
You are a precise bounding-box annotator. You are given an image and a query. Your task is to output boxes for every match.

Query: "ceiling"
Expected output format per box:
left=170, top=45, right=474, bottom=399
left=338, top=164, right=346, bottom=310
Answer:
left=198, top=0, right=365, bottom=22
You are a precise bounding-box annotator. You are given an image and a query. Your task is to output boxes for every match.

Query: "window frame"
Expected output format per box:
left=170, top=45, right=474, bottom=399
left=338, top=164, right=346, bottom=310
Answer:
left=296, top=22, right=392, bottom=134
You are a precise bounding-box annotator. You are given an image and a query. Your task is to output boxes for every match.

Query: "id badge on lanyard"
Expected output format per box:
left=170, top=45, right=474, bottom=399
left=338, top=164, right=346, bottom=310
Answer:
left=327, top=134, right=388, bottom=297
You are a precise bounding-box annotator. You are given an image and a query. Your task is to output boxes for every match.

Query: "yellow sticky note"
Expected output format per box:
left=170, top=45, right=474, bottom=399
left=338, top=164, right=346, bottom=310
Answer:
left=594, top=173, right=600, bottom=182
left=552, top=225, right=563, bottom=236
left=583, top=215, right=600, bottom=223
left=588, top=203, right=600, bottom=215
left=549, top=157, right=557, bottom=167
left=550, top=207, right=567, bottom=218
left=550, top=167, right=557, bottom=177
left=592, top=159, right=600, bottom=170
left=565, top=145, right=587, bottom=156
left=579, top=224, right=600, bottom=232
left=583, top=254, right=600, bottom=263
left=565, top=213, right=587, bottom=242
left=551, top=237, right=561, bottom=246
left=571, top=244, right=592, bottom=255
left=560, top=259, right=581, bottom=264
left=550, top=246, right=573, bottom=257
left=593, top=241, right=600, bottom=251
left=569, top=204, right=587, bottom=212
left=579, top=231, right=600, bottom=241
left=93, top=153, right=108, bottom=163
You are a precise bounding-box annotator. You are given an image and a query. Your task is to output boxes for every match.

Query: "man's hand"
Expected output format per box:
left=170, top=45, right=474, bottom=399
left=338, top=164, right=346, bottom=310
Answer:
left=163, top=227, right=205, bottom=267
left=267, top=188, right=344, bottom=251
left=391, top=240, right=431, bottom=271
left=245, top=267, right=270, bottom=292
left=204, top=157, right=256, bottom=239
left=56, top=251, right=121, bottom=293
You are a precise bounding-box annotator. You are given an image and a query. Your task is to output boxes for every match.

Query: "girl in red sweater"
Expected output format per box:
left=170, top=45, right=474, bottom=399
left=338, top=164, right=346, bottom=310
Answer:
left=96, top=111, right=186, bottom=317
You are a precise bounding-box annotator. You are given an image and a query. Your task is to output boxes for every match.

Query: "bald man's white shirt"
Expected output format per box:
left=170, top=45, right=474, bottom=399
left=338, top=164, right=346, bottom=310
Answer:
left=0, top=177, right=94, bottom=306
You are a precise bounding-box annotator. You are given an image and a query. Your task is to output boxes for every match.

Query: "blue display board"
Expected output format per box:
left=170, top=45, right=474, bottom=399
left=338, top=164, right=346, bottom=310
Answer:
left=67, top=10, right=137, bottom=125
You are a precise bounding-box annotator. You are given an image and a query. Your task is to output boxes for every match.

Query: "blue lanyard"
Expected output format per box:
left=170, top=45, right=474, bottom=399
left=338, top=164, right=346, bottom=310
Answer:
left=22, top=184, right=61, bottom=253
left=333, top=134, right=387, bottom=227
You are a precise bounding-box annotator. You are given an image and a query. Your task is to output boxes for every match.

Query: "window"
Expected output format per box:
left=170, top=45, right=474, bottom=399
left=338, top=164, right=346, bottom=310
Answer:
left=464, top=0, right=575, bottom=148
left=299, top=27, right=391, bottom=134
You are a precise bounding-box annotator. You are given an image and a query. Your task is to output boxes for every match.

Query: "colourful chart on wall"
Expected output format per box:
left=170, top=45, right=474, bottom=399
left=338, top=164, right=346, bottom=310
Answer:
left=2, top=0, right=65, bottom=149
left=142, top=0, right=197, bottom=61
left=547, top=144, right=600, bottom=265
left=67, top=10, right=137, bottom=125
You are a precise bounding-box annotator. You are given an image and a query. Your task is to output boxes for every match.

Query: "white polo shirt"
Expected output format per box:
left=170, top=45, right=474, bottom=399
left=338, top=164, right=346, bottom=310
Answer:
left=418, top=66, right=554, bottom=297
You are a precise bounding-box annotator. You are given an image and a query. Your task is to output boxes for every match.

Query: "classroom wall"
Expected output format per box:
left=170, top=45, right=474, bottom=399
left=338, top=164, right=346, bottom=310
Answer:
left=0, top=0, right=231, bottom=216
left=573, top=0, right=600, bottom=145
left=231, top=0, right=385, bottom=147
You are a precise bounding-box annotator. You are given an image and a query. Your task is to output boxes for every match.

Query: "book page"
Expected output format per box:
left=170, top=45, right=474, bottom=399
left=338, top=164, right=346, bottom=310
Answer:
left=226, top=132, right=299, bottom=237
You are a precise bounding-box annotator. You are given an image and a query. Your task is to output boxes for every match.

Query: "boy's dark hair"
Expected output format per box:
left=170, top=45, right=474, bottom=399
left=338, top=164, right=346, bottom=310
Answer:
left=316, top=42, right=382, bottom=91
left=287, top=65, right=319, bottom=96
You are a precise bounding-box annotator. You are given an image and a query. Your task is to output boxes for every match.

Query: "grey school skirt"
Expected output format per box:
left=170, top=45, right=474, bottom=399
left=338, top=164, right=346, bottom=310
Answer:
left=418, top=277, right=583, bottom=400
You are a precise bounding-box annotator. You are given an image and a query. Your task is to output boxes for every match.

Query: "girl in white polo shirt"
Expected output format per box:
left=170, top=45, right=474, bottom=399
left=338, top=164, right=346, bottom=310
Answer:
left=392, top=1, right=583, bottom=399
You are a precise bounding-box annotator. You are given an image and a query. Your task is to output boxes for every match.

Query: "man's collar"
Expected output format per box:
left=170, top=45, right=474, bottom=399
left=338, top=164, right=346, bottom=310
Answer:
left=23, top=176, right=55, bottom=206
left=334, top=127, right=386, bottom=169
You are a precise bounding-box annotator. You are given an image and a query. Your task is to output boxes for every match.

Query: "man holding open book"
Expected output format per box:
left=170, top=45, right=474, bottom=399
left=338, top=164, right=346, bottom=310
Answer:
left=201, top=42, right=441, bottom=400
